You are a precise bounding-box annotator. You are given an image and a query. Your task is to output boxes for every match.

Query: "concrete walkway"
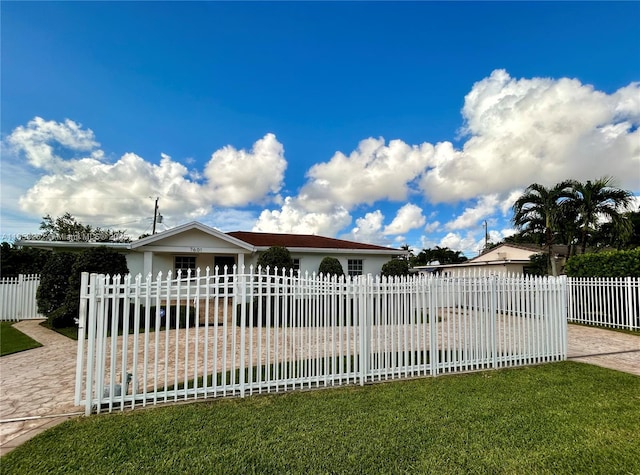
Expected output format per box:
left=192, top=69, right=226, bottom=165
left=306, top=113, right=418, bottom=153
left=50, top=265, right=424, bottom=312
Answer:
left=1, top=320, right=638, bottom=456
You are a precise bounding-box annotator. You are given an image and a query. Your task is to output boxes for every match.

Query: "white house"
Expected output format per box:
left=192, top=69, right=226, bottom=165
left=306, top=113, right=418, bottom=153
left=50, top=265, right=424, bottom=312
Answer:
left=412, top=243, right=549, bottom=276
left=16, top=221, right=405, bottom=277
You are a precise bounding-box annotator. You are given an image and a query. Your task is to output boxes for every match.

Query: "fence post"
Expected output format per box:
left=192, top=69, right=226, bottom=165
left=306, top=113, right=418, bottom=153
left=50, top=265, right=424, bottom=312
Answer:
left=358, top=276, right=369, bottom=386
left=429, top=277, right=438, bottom=376
left=84, top=273, right=99, bottom=416
left=490, top=275, right=498, bottom=369
left=74, top=272, right=89, bottom=406
left=626, top=276, right=634, bottom=331
left=560, top=275, right=568, bottom=360
left=239, top=266, right=247, bottom=398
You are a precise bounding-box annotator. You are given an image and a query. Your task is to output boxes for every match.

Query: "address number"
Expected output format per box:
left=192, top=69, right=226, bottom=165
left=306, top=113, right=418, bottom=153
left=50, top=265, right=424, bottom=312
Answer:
left=190, top=247, right=203, bottom=253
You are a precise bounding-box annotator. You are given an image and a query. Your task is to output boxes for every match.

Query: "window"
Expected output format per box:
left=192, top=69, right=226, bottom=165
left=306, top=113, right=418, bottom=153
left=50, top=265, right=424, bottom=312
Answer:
left=292, top=258, right=301, bottom=272
left=175, top=256, right=196, bottom=276
left=347, top=259, right=363, bottom=276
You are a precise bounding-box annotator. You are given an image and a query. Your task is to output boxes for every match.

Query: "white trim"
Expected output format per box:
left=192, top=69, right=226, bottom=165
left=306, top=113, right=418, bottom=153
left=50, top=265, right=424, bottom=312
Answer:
left=130, top=221, right=255, bottom=252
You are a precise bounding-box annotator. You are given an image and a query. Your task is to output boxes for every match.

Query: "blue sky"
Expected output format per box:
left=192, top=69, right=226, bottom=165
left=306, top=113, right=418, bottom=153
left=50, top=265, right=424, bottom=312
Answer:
left=1, top=1, right=639, bottom=256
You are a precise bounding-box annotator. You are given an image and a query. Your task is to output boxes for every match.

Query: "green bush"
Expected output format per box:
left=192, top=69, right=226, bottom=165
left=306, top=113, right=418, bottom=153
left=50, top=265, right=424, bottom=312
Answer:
left=64, top=247, right=129, bottom=327
left=565, top=248, right=640, bottom=277
left=381, top=259, right=410, bottom=278
left=318, top=257, right=344, bottom=278
left=0, top=242, right=51, bottom=278
left=256, top=246, right=294, bottom=274
left=37, top=247, right=129, bottom=328
left=37, top=252, right=78, bottom=327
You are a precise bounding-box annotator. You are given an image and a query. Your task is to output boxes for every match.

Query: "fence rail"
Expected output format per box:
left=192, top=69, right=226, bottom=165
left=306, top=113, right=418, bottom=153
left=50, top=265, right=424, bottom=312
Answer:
left=0, top=274, right=42, bottom=321
left=75, top=268, right=568, bottom=415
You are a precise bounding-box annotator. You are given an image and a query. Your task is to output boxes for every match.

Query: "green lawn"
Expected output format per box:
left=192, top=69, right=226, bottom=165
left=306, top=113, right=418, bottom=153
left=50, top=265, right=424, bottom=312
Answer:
left=0, top=322, right=42, bottom=356
left=2, top=362, right=639, bottom=474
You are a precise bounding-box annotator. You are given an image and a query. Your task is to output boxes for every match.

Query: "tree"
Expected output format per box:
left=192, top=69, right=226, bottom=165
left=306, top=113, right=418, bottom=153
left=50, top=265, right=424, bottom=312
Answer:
left=567, top=177, right=634, bottom=254
left=256, top=246, right=294, bottom=274
left=318, top=257, right=344, bottom=278
left=412, top=246, right=468, bottom=267
left=36, top=252, right=78, bottom=327
left=36, top=247, right=129, bottom=328
left=512, top=181, right=574, bottom=276
left=37, top=212, right=130, bottom=242
left=63, top=247, right=129, bottom=328
left=0, top=242, right=51, bottom=277
left=381, top=259, right=410, bottom=277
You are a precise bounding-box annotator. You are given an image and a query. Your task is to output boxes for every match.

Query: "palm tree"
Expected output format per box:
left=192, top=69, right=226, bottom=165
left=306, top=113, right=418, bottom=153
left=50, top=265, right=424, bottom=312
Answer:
left=512, top=181, right=574, bottom=275
left=568, top=177, right=634, bottom=254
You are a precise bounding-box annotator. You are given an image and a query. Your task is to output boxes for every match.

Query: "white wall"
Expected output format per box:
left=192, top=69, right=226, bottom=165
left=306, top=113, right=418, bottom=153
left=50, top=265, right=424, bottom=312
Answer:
left=126, top=251, right=395, bottom=278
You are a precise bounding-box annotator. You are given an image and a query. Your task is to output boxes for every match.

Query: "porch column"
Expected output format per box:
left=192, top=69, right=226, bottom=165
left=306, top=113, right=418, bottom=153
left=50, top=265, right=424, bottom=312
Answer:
left=143, top=251, right=153, bottom=277
left=237, top=252, right=245, bottom=271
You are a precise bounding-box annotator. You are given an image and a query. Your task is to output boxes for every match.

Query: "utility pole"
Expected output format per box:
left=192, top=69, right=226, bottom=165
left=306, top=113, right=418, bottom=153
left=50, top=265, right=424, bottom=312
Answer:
left=152, top=197, right=159, bottom=234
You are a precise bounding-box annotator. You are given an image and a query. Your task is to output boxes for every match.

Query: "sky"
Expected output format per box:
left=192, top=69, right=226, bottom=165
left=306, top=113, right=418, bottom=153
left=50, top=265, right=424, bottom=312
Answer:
left=1, top=1, right=639, bottom=257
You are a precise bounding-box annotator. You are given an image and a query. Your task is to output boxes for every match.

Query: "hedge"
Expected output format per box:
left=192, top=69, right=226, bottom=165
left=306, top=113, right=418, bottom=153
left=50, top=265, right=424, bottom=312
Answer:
left=564, top=248, right=640, bottom=277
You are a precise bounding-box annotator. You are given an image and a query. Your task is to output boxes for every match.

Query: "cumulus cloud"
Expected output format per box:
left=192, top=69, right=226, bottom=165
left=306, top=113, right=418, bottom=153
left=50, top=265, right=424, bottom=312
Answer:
left=5, top=118, right=286, bottom=234
left=424, top=221, right=441, bottom=233
left=340, top=210, right=388, bottom=245
left=253, top=197, right=351, bottom=236
left=300, top=137, right=434, bottom=212
left=445, top=195, right=499, bottom=231
left=6, top=117, right=100, bottom=170
left=203, top=133, right=286, bottom=207
left=420, top=70, right=640, bottom=202
left=384, top=203, right=426, bottom=235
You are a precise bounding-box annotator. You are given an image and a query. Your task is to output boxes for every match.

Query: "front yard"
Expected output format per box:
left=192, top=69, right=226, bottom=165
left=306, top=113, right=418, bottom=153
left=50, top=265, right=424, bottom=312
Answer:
left=1, top=361, right=638, bottom=474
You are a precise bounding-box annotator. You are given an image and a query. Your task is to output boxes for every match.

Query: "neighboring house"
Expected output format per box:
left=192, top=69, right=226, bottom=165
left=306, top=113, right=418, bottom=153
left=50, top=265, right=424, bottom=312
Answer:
left=412, top=243, right=564, bottom=276
left=15, top=221, right=405, bottom=278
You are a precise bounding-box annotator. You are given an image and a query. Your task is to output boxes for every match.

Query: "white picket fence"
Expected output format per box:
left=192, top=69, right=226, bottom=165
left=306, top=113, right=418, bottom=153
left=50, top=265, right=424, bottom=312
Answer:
left=74, top=268, right=568, bottom=414
left=0, top=274, right=42, bottom=321
left=567, top=276, right=639, bottom=331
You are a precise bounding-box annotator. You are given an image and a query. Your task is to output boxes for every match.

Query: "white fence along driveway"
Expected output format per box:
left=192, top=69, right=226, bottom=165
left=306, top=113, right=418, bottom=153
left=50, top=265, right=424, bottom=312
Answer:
left=75, top=269, right=567, bottom=414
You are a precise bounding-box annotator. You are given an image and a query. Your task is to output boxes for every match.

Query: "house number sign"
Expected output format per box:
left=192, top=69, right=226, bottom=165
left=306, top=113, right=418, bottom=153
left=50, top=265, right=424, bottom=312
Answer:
left=190, top=247, right=203, bottom=253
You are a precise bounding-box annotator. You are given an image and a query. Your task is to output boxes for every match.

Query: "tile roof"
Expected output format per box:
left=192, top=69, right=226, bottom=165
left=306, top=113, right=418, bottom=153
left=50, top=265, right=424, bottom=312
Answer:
left=227, top=231, right=400, bottom=252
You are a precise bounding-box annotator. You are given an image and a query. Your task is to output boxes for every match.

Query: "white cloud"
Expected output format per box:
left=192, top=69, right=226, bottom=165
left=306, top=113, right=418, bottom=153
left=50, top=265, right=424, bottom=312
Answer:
left=5, top=118, right=287, bottom=235
left=420, top=70, right=640, bottom=202
left=384, top=203, right=426, bottom=235
left=340, top=210, right=389, bottom=245
left=439, top=232, right=482, bottom=256
left=253, top=196, right=351, bottom=236
left=6, top=117, right=99, bottom=170
left=203, top=133, right=286, bottom=207
left=424, top=221, right=441, bottom=233
left=300, top=137, right=433, bottom=212
left=445, top=195, right=499, bottom=231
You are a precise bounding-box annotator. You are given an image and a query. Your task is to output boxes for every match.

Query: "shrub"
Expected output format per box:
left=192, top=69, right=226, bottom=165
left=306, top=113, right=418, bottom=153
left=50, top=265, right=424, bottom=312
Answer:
left=64, top=247, right=129, bottom=327
left=0, top=242, right=51, bottom=278
left=381, top=259, right=410, bottom=277
left=37, top=252, right=78, bottom=327
left=318, top=257, right=344, bottom=278
left=565, top=248, right=640, bottom=277
left=256, top=246, right=294, bottom=274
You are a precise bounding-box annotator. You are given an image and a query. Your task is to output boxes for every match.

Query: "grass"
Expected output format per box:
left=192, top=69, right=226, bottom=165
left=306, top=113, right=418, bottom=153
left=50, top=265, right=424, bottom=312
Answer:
left=2, top=362, right=639, bottom=474
left=0, top=322, right=42, bottom=357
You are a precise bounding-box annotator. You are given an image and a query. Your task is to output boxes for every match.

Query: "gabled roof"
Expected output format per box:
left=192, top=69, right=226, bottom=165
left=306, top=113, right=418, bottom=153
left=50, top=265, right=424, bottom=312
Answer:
left=227, top=231, right=403, bottom=254
left=130, top=221, right=254, bottom=251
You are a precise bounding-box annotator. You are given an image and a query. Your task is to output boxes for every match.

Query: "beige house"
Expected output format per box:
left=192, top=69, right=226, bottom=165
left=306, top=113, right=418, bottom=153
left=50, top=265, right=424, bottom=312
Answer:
left=17, top=221, right=405, bottom=278
left=413, top=243, right=550, bottom=276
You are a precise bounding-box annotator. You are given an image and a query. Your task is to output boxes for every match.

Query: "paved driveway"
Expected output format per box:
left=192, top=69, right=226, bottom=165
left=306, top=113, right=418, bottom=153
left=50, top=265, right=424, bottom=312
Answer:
left=1, top=320, right=638, bottom=455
